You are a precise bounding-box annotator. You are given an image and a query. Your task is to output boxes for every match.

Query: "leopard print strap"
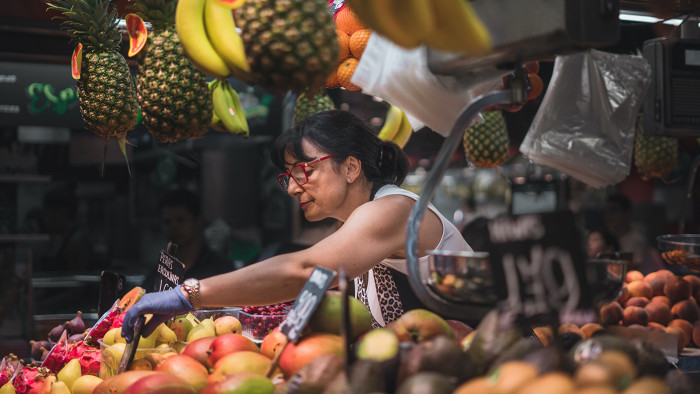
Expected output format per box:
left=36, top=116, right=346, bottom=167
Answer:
left=356, top=265, right=405, bottom=328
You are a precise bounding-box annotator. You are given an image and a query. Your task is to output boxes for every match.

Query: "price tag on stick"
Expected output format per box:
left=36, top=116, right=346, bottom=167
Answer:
left=153, top=242, right=185, bottom=293
left=265, top=266, right=337, bottom=378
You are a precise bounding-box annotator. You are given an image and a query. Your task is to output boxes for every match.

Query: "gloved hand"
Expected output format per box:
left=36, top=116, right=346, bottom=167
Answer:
left=121, top=285, right=194, bottom=342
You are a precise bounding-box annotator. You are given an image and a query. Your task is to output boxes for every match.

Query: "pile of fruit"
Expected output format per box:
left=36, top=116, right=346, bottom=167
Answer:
left=326, top=6, right=370, bottom=91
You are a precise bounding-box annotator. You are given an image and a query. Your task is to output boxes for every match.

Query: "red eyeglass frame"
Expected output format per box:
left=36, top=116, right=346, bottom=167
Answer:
left=277, top=154, right=335, bottom=190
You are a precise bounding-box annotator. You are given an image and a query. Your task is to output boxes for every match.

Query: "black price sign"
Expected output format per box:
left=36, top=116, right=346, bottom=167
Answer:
left=153, top=250, right=186, bottom=292
left=485, top=212, right=590, bottom=321
left=279, top=266, right=336, bottom=343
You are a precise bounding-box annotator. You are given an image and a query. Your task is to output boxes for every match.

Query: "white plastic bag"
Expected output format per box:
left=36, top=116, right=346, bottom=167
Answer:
left=520, top=49, right=651, bottom=188
left=351, top=34, right=503, bottom=136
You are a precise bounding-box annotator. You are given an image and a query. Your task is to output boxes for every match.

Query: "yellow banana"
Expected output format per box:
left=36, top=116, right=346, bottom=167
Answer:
left=203, top=0, right=253, bottom=83
left=222, top=80, right=249, bottom=137
left=368, top=0, right=421, bottom=48
left=423, top=0, right=492, bottom=55
left=377, top=104, right=402, bottom=141
left=175, top=0, right=231, bottom=79
left=212, top=80, right=248, bottom=137
left=390, top=0, right=435, bottom=43
left=392, top=110, right=413, bottom=149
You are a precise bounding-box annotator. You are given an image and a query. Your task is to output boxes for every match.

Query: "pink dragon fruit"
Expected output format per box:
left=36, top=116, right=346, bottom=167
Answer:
left=40, top=331, right=69, bottom=374
left=84, top=302, right=121, bottom=345
left=110, top=312, right=126, bottom=330
left=0, top=354, right=20, bottom=387
left=65, top=341, right=101, bottom=376
left=12, top=365, right=53, bottom=394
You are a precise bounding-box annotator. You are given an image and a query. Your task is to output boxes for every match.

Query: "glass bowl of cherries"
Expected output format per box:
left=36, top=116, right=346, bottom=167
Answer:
left=238, top=301, right=293, bottom=342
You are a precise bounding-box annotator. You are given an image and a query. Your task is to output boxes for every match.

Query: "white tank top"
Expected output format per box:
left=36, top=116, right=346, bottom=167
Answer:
left=354, top=184, right=472, bottom=326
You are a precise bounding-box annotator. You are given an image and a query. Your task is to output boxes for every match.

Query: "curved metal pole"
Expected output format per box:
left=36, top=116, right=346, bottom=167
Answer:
left=406, top=88, right=520, bottom=320
left=679, top=154, right=700, bottom=234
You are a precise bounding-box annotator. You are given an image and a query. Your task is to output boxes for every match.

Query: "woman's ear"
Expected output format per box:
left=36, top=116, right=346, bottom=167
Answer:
left=344, top=156, right=362, bottom=182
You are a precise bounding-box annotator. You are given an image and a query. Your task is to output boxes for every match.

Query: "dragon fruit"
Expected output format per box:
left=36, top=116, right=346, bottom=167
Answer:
left=0, top=354, right=20, bottom=387
left=40, top=332, right=69, bottom=374
left=65, top=341, right=101, bottom=376
left=84, top=302, right=121, bottom=345
left=110, top=312, right=126, bottom=330
left=12, top=365, right=53, bottom=394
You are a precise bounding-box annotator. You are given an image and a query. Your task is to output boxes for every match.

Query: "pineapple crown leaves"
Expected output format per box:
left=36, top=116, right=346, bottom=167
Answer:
left=128, top=0, right=176, bottom=29
left=46, top=0, right=122, bottom=52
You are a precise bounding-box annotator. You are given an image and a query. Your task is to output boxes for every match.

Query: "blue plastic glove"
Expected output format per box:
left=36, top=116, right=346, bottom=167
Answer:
left=121, top=285, right=194, bottom=342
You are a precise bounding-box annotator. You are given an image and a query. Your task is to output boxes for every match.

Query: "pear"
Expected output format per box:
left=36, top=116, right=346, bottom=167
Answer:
left=187, top=320, right=216, bottom=342
left=156, top=324, right=177, bottom=346
left=172, top=341, right=187, bottom=354
left=49, top=381, right=70, bottom=394
left=0, top=381, right=16, bottom=394
left=214, top=316, right=243, bottom=336
left=170, top=317, right=194, bottom=342
left=102, top=327, right=124, bottom=346
left=57, top=358, right=82, bottom=390
left=137, top=325, right=160, bottom=349
left=185, top=313, right=201, bottom=327
left=103, top=342, right=126, bottom=372
left=71, top=375, right=103, bottom=394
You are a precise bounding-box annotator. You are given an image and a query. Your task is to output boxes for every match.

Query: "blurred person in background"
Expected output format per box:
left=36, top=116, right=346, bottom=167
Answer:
left=586, top=227, right=620, bottom=259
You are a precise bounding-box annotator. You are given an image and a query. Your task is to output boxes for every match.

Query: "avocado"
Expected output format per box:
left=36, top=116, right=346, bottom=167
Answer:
left=395, top=372, right=457, bottom=394
left=396, top=335, right=466, bottom=385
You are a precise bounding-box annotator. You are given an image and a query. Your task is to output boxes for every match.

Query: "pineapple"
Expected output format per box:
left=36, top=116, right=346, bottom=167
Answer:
left=234, top=0, right=339, bottom=94
left=46, top=0, right=139, bottom=140
left=130, top=0, right=213, bottom=144
left=634, top=117, right=678, bottom=181
left=463, top=111, right=510, bottom=168
left=293, top=89, right=335, bottom=125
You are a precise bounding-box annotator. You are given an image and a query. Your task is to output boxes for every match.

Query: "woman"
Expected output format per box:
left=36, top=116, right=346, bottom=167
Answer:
left=122, top=110, right=471, bottom=340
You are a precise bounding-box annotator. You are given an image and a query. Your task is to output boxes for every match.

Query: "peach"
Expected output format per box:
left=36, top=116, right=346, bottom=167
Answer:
left=646, top=322, right=667, bottom=333
left=626, top=270, right=644, bottom=283
left=647, top=277, right=667, bottom=297
left=693, top=321, right=700, bottom=347
left=668, top=319, right=694, bottom=342
left=580, top=323, right=604, bottom=339
left=558, top=323, right=585, bottom=340
left=643, top=271, right=659, bottom=283
left=665, top=325, right=689, bottom=352
left=627, top=280, right=653, bottom=299
left=657, top=270, right=675, bottom=280
left=622, top=306, right=649, bottom=326
left=644, top=302, right=672, bottom=325
left=683, top=275, right=700, bottom=294
left=617, top=286, right=631, bottom=305
left=671, top=300, right=700, bottom=322
left=599, top=302, right=623, bottom=326
left=650, top=296, right=672, bottom=308
left=664, top=276, right=692, bottom=303
left=625, top=296, right=650, bottom=308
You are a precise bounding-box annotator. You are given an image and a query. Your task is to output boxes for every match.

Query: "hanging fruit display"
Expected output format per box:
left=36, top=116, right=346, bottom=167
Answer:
left=293, top=89, right=336, bottom=126
left=46, top=0, right=140, bottom=174
left=327, top=5, right=368, bottom=91
left=463, top=110, right=510, bottom=168
left=127, top=0, right=214, bottom=144
left=634, top=117, right=678, bottom=181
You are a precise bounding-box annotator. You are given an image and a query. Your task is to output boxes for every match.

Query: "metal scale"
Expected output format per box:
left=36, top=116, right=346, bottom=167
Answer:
left=404, top=0, right=622, bottom=322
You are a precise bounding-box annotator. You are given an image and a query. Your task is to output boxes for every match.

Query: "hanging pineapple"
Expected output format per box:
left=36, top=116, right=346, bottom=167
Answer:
left=634, top=117, right=678, bottom=181
left=46, top=0, right=139, bottom=171
left=294, top=89, right=335, bottom=125
left=129, top=0, right=213, bottom=144
left=463, top=111, right=510, bottom=168
left=234, top=0, right=339, bottom=94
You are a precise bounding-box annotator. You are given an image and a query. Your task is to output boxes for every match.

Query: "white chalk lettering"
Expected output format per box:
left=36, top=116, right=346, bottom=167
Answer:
left=309, top=270, right=329, bottom=288
left=488, top=215, right=546, bottom=244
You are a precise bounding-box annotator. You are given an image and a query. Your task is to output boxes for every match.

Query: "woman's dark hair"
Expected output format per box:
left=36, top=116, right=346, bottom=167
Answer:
left=272, top=110, right=409, bottom=198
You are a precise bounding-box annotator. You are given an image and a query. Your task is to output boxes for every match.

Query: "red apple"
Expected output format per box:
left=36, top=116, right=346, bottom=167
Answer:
left=390, top=309, right=453, bottom=343
left=154, top=354, right=209, bottom=393
left=260, top=327, right=288, bottom=359
left=445, top=320, right=474, bottom=344
left=278, top=333, right=344, bottom=378
left=206, top=334, right=259, bottom=368
left=181, top=336, right=216, bottom=368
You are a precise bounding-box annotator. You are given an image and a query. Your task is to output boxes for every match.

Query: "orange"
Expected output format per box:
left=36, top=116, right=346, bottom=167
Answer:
left=336, top=30, right=350, bottom=63
left=337, top=58, right=361, bottom=91
left=325, top=67, right=340, bottom=89
left=349, top=29, right=371, bottom=59
left=335, top=6, right=365, bottom=36
left=527, top=73, right=544, bottom=100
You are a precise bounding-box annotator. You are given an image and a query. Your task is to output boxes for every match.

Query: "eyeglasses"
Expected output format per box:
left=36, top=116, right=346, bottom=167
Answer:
left=277, top=154, right=334, bottom=190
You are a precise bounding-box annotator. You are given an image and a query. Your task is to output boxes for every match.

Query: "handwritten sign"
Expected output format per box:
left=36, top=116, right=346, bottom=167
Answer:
left=484, top=211, right=590, bottom=323
left=279, top=266, right=336, bottom=343
left=153, top=250, right=185, bottom=293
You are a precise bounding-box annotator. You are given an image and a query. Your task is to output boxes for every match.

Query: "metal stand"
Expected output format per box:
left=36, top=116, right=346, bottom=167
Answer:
left=405, top=83, right=526, bottom=320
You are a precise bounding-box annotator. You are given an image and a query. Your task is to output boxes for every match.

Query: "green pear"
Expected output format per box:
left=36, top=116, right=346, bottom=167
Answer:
left=0, top=380, right=16, bottom=394
left=187, top=320, right=216, bottom=342
left=137, top=325, right=160, bottom=349
left=170, top=317, right=194, bottom=342
left=49, top=381, right=71, bottom=394
left=185, top=313, right=201, bottom=327
left=103, top=342, right=126, bottom=372
left=156, top=324, right=177, bottom=346
left=103, top=327, right=124, bottom=346
left=71, top=375, right=103, bottom=394
left=57, top=358, right=82, bottom=390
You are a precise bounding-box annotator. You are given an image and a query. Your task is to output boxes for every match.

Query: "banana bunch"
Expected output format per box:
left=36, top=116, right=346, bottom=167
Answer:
left=175, top=0, right=251, bottom=81
left=209, top=79, right=249, bottom=137
left=346, top=0, right=492, bottom=55
left=377, top=104, right=413, bottom=149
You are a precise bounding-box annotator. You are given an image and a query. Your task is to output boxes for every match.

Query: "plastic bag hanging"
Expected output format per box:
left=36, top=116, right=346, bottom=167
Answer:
left=520, top=49, right=652, bottom=188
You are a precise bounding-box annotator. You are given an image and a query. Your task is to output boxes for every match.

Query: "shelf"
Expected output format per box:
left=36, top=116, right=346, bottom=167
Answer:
left=0, top=174, right=51, bottom=183
left=0, top=234, right=50, bottom=243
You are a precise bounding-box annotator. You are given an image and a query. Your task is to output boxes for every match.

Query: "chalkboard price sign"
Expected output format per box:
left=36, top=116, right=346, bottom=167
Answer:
left=279, top=266, right=336, bottom=343
left=485, top=211, right=590, bottom=321
left=153, top=250, right=186, bottom=293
